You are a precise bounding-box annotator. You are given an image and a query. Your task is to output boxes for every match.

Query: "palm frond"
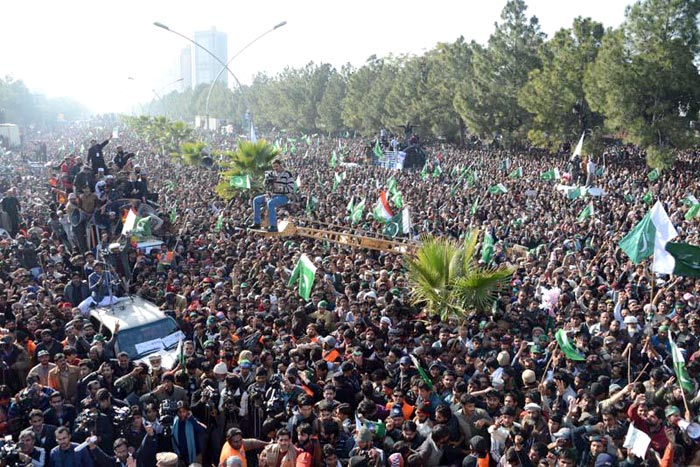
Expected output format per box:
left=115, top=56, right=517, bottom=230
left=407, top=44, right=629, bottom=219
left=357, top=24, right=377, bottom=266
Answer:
left=453, top=265, right=514, bottom=312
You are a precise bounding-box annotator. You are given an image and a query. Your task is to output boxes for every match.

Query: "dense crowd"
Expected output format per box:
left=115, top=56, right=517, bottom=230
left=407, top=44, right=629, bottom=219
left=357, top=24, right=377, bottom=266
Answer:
left=0, top=119, right=699, bottom=467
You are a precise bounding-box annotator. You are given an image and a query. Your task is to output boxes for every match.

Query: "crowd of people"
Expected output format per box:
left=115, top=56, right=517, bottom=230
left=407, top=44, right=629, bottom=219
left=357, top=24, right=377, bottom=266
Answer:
left=0, top=118, right=699, bottom=467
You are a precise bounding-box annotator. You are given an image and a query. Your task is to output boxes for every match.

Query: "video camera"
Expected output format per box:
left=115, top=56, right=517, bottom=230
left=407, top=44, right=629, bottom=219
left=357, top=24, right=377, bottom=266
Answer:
left=159, top=400, right=177, bottom=437
left=0, top=436, right=20, bottom=466
left=264, top=171, right=275, bottom=187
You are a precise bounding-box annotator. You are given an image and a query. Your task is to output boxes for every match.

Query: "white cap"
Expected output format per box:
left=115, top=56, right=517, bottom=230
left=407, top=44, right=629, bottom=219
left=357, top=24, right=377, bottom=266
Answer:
left=213, top=362, right=228, bottom=375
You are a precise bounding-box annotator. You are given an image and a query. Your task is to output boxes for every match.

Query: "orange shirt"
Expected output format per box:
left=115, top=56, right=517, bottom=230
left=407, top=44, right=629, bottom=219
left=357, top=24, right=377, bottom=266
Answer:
left=219, top=442, right=246, bottom=467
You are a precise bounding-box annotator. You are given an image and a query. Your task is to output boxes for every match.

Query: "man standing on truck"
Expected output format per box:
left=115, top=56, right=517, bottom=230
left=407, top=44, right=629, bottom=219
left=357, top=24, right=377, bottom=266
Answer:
left=88, top=135, right=112, bottom=174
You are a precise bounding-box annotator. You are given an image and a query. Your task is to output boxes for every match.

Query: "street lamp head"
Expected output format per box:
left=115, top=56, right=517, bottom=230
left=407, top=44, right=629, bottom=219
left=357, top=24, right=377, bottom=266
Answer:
left=274, top=21, right=287, bottom=30
left=153, top=22, right=170, bottom=30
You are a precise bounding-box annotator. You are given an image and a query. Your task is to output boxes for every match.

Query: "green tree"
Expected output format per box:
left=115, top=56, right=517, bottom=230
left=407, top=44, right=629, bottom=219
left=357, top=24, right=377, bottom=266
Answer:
left=455, top=0, right=545, bottom=147
left=584, top=0, right=700, bottom=168
left=216, top=139, right=280, bottom=199
left=342, top=56, right=398, bottom=134
left=317, top=65, right=349, bottom=133
left=519, top=17, right=605, bottom=150
left=171, top=141, right=207, bottom=166
left=407, top=231, right=513, bottom=319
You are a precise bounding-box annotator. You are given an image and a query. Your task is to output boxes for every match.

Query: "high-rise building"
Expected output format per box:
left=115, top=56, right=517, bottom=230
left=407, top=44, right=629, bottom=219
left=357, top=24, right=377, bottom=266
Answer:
left=193, top=27, right=228, bottom=87
left=179, top=47, right=192, bottom=91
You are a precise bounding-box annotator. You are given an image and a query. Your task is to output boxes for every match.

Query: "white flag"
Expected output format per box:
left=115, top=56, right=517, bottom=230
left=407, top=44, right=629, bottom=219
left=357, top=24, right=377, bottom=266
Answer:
left=250, top=122, right=257, bottom=143
left=572, top=133, right=584, bottom=159
left=623, top=423, right=651, bottom=458
left=650, top=201, right=679, bottom=274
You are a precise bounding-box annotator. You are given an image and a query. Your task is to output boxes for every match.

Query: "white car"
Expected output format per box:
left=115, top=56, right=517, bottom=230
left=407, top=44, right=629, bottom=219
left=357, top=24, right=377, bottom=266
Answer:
left=87, top=295, right=184, bottom=369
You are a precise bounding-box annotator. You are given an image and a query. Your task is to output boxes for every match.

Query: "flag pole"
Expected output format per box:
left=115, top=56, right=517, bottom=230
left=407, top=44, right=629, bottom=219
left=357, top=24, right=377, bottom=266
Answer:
left=540, top=348, right=556, bottom=384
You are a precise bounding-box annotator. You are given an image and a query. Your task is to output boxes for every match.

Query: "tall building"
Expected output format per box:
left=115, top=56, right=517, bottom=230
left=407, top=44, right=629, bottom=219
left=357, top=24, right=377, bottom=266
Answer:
left=193, top=27, right=228, bottom=87
left=179, top=47, right=192, bottom=91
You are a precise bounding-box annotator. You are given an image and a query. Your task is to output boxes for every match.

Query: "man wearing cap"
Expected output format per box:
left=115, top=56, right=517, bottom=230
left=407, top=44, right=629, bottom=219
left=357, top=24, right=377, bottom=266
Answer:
left=156, top=451, right=179, bottom=467
left=28, top=350, right=56, bottom=386
left=139, top=373, right=188, bottom=406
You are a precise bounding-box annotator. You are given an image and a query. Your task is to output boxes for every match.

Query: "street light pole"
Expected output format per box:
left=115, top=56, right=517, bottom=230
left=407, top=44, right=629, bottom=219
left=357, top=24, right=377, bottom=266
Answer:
left=154, top=22, right=247, bottom=131
left=147, top=77, right=184, bottom=116
left=204, top=21, right=287, bottom=133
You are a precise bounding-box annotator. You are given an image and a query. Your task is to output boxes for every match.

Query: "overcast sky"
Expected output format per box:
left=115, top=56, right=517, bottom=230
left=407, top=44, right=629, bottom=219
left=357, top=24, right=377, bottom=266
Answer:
left=1, top=0, right=631, bottom=114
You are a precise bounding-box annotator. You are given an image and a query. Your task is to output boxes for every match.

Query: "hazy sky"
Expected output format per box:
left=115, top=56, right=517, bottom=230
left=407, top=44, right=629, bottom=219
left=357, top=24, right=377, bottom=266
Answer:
left=1, top=0, right=631, bottom=114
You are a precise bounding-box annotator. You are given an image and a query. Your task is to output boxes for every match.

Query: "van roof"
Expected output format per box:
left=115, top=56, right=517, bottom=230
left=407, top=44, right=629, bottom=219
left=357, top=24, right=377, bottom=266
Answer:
left=89, top=296, right=169, bottom=332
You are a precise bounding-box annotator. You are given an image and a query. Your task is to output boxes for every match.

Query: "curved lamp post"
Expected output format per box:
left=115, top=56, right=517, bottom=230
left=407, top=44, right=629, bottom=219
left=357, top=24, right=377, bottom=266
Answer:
left=148, top=77, right=184, bottom=116
left=154, top=22, right=247, bottom=130
left=204, top=21, right=287, bottom=132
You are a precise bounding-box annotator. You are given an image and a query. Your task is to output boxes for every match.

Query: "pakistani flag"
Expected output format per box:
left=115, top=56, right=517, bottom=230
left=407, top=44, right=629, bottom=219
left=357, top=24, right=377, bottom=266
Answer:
left=373, top=140, right=383, bottom=159
left=373, top=191, right=393, bottom=222
left=682, top=194, right=699, bottom=206
left=577, top=203, right=594, bottom=222
left=214, top=213, right=224, bottom=232
left=686, top=203, right=700, bottom=221
left=305, top=196, right=318, bottom=215
left=642, top=191, right=653, bottom=205
left=555, top=330, right=586, bottom=361
left=288, top=254, right=317, bottom=301
left=386, top=177, right=398, bottom=196
left=647, top=168, right=660, bottom=182
left=230, top=174, right=251, bottom=189
left=508, top=167, right=523, bottom=179
left=567, top=186, right=582, bottom=200
left=384, top=208, right=411, bottom=238
left=391, top=190, right=404, bottom=209
left=541, top=168, right=560, bottom=181
left=133, top=216, right=152, bottom=237
left=481, top=232, right=494, bottom=264
left=669, top=331, right=694, bottom=393
left=409, top=355, right=433, bottom=390
left=330, top=151, right=338, bottom=168
left=432, top=164, right=443, bottom=178
left=619, top=201, right=678, bottom=271
left=664, top=243, right=700, bottom=278
left=572, top=132, right=585, bottom=159
left=350, top=198, right=365, bottom=224
left=346, top=197, right=355, bottom=214
left=420, top=163, right=429, bottom=180
left=169, top=206, right=177, bottom=224
left=488, top=183, right=508, bottom=195
left=470, top=197, right=479, bottom=215
left=332, top=172, right=346, bottom=192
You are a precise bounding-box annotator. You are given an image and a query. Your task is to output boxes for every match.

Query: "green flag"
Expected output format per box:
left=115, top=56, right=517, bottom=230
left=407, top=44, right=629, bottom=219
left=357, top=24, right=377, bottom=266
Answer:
left=432, top=164, right=443, bottom=178
left=229, top=174, right=251, bottom=189
left=595, top=166, right=604, bottom=177
left=686, top=203, right=700, bottom=221
left=293, top=175, right=301, bottom=192
left=624, top=193, right=634, bottom=203
left=577, top=203, right=594, bottom=222
left=391, top=191, right=404, bottom=209
left=330, top=151, right=338, bottom=168
left=420, top=163, right=429, bottom=180
left=555, top=330, right=586, bottom=361
left=488, top=183, right=508, bottom=195
left=350, top=198, right=365, bottom=224
left=540, top=168, right=560, bottom=181
left=508, top=167, right=523, bottom=179
left=642, top=191, right=653, bottom=205
left=481, top=232, right=494, bottom=264
left=567, top=186, right=582, bottom=200
left=665, top=242, right=700, bottom=278
left=305, top=196, right=318, bottom=216
left=169, top=207, right=177, bottom=224
left=288, top=254, right=317, bottom=301
left=214, top=213, right=224, bottom=232
left=133, top=217, right=152, bottom=237
left=373, top=140, right=383, bottom=159
left=387, top=177, right=398, bottom=196
left=384, top=207, right=411, bottom=238
left=332, top=172, right=346, bottom=192
left=647, top=168, right=660, bottom=181
left=669, top=331, right=694, bottom=393
left=470, top=197, right=479, bottom=215
left=409, top=355, right=433, bottom=390
left=618, top=211, right=654, bottom=264
left=682, top=194, right=699, bottom=206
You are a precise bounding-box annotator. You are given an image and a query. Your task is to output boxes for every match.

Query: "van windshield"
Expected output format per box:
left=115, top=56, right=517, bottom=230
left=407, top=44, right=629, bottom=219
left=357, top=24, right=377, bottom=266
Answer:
left=117, top=318, right=180, bottom=358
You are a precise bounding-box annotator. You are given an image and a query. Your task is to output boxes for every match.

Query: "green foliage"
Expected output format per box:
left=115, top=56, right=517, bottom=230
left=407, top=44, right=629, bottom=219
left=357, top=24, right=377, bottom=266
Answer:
left=121, top=115, right=193, bottom=154
left=170, top=141, right=208, bottom=166
left=407, top=232, right=513, bottom=319
left=519, top=17, right=605, bottom=150
left=584, top=0, right=700, bottom=165
left=455, top=0, right=545, bottom=147
left=0, top=75, right=88, bottom=124
left=217, top=139, right=280, bottom=200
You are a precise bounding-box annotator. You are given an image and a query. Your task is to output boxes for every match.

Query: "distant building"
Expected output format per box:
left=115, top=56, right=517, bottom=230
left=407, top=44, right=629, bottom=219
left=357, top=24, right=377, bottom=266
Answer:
left=179, top=47, right=192, bottom=91
left=193, top=27, right=228, bottom=87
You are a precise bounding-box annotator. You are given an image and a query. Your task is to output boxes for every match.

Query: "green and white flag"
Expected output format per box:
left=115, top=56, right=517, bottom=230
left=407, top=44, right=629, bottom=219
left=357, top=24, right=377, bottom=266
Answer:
left=305, top=196, right=318, bottom=215
left=619, top=201, right=678, bottom=271
left=686, top=203, right=700, bottom=221
left=330, top=151, right=338, bottom=168
left=432, top=164, right=443, bottom=178
left=682, top=194, right=699, bottom=206
left=372, top=191, right=393, bottom=223
left=481, top=232, right=494, bottom=264
left=665, top=242, right=700, bottom=278
left=488, top=183, right=508, bottom=195
left=642, top=191, right=653, bottom=205
left=214, top=213, right=224, bottom=232
left=420, top=163, right=429, bottom=180
left=409, top=355, right=433, bottom=390
left=567, top=186, right=582, bottom=200
left=373, top=140, right=383, bottom=159
left=332, top=172, right=346, bottom=192
left=647, top=168, right=660, bottom=182
left=470, top=197, right=479, bottom=215
left=669, top=331, right=694, bottom=393
left=572, top=132, right=585, bottom=158
left=384, top=207, right=411, bottom=238
left=293, top=175, right=301, bottom=191
left=508, top=167, right=523, bottom=179
left=577, top=203, right=594, bottom=222
left=540, top=168, right=560, bottom=181
left=350, top=198, right=365, bottom=224
left=555, top=329, right=586, bottom=361
left=133, top=216, right=152, bottom=237
left=229, top=174, right=251, bottom=189
left=386, top=177, right=398, bottom=196
left=287, top=254, right=317, bottom=301
left=346, top=197, right=355, bottom=213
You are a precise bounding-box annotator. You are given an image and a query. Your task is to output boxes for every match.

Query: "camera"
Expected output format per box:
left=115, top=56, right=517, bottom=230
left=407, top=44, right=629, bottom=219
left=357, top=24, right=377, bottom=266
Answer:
left=112, top=406, right=132, bottom=438
left=264, top=171, right=275, bottom=187
left=0, top=436, right=20, bottom=466
left=159, top=400, right=177, bottom=437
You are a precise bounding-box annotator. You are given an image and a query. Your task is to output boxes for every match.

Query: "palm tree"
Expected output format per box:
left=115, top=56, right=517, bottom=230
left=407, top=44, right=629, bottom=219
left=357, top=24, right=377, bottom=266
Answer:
left=216, top=139, right=280, bottom=200
left=407, top=230, right=513, bottom=320
left=171, top=141, right=208, bottom=166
